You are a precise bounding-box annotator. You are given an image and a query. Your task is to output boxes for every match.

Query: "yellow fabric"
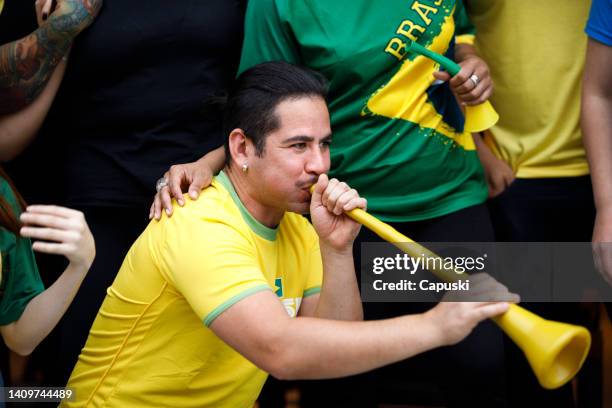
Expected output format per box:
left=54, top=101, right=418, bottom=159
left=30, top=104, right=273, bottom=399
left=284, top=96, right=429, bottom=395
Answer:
left=63, top=174, right=322, bottom=408
left=468, top=0, right=591, bottom=178
left=455, top=34, right=475, bottom=45
left=0, top=0, right=3, bottom=16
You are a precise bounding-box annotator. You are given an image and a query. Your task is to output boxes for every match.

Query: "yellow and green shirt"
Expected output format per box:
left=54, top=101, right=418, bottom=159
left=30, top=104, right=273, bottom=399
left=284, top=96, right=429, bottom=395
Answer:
left=63, top=171, right=322, bottom=408
left=465, top=0, right=591, bottom=178
left=240, top=0, right=487, bottom=222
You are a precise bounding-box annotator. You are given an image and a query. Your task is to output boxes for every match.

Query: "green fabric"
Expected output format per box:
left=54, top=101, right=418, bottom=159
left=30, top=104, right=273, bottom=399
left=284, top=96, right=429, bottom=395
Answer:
left=454, top=0, right=475, bottom=37
left=0, top=177, right=44, bottom=325
left=239, top=0, right=487, bottom=222
left=216, top=171, right=279, bottom=241
left=303, top=286, right=321, bottom=297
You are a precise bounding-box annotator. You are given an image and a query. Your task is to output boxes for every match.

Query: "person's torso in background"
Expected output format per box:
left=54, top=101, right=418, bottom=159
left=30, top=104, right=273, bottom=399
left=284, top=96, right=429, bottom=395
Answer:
left=240, top=0, right=488, bottom=222
left=6, top=0, right=245, bottom=207
left=467, top=0, right=591, bottom=178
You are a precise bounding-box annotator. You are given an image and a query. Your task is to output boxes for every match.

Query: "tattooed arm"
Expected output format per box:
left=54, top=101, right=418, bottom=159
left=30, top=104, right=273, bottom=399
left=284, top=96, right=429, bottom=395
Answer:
left=0, top=59, right=66, bottom=161
left=0, top=0, right=102, bottom=114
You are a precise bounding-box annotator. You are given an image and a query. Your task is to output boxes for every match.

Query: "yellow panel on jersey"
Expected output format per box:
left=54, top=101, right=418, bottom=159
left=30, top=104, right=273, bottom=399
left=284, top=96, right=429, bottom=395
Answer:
left=63, top=171, right=322, bottom=408
left=468, top=0, right=591, bottom=178
left=0, top=0, right=4, bottom=15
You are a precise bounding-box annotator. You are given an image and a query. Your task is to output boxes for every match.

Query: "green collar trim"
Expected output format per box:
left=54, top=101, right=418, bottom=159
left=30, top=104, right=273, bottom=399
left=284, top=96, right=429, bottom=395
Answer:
left=217, top=171, right=278, bottom=241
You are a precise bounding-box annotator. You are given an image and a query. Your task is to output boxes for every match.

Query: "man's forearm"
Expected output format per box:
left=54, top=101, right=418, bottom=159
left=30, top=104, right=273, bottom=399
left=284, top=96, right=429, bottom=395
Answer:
left=313, top=245, right=362, bottom=321
left=272, top=312, right=444, bottom=379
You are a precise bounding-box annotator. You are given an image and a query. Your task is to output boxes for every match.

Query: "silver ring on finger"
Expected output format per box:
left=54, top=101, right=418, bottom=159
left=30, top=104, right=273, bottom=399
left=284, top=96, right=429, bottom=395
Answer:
left=155, top=177, right=169, bottom=193
left=469, top=73, right=480, bottom=87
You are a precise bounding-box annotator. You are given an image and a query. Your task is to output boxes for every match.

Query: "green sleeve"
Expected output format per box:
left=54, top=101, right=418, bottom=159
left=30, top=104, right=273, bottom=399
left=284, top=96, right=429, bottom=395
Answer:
left=0, top=235, right=44, bottom=325
left=455, top=0, right=476, bottom=37
left=0, top=179, right=44, bottom=326
left=238, top=0, right=301, bottom=75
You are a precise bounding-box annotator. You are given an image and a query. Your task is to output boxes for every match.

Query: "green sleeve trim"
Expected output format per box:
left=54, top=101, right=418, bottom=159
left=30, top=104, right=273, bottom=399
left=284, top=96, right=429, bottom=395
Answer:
left=203, top=284, right=272, bottom=327
left=303, top=287, right=321, bottom=297
left=216, top=171, right=279, bottom=241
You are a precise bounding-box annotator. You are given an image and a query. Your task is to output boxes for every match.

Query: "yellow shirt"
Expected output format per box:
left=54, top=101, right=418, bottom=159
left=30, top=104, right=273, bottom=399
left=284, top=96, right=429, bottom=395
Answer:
left=63, top=171, right=322, bottom=408
left=0, top=0, right=4, bottom=15
left=466, top=0, right=591, bottom=178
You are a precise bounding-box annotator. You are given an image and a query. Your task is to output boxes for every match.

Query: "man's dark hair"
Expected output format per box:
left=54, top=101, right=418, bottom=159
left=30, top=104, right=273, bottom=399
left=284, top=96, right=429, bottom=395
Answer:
left=222, top=61, right=329, bottom=164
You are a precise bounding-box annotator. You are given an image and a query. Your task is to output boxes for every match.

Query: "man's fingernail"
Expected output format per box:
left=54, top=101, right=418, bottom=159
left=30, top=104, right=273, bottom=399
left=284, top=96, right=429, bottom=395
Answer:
left=166, top=208, right=171, bottom=215
left=178, top=199, right=184, bottom=206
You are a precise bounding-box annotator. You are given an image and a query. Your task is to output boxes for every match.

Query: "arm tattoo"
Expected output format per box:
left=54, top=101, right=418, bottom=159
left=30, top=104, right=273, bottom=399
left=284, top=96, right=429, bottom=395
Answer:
left=0, top=0, right=102, bottom=114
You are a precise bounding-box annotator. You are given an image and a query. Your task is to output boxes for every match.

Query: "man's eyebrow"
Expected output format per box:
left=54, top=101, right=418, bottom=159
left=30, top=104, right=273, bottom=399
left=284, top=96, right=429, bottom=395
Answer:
left=282, top=133, right=333, bottom=144
left=282, top=135, right=315, bottom=143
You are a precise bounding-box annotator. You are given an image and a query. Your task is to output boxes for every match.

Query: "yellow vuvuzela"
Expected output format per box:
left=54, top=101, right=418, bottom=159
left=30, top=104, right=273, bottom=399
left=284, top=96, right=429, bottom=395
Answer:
left=314, top=186, right=591, bottom=389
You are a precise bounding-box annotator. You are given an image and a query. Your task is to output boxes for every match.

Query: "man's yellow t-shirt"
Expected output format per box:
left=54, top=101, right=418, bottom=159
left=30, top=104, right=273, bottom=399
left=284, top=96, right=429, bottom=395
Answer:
left=466, top=0, right=591, bottom=178
left=63, top=171, right=322, bottom=408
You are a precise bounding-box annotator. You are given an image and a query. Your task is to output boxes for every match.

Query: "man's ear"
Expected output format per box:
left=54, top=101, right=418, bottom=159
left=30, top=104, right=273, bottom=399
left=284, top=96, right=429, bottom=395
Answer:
left=228, top=128, right=251, bottom=164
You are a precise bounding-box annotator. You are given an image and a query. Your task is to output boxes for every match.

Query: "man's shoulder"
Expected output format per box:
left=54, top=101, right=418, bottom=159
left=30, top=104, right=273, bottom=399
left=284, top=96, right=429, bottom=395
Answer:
left=158, top=179, right=248, bottom=243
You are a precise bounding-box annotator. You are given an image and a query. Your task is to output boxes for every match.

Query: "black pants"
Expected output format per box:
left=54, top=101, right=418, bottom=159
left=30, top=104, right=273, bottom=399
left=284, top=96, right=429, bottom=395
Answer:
left=283, top=203, right=509, bottom=408
left=488, top=176, right=603, bottom=408
left=50, top=206, right=150, bottom=385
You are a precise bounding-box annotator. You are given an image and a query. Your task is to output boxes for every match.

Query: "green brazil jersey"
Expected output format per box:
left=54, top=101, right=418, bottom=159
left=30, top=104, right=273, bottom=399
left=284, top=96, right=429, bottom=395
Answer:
left=239, top=0, right=487, bottom=222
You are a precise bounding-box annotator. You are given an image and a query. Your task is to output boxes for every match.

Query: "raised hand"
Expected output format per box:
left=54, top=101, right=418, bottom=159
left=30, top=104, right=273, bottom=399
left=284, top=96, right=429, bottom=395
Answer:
left=20, top=205, right=95, bottom=270
left=309, top=174, right=366, bottom=252
left=433, top=54, right=493, bottom=107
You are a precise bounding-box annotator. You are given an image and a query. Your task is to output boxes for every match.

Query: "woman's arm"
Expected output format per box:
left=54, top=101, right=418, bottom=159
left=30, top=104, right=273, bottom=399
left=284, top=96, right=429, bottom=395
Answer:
left=1, top=205, right=95, bottom=355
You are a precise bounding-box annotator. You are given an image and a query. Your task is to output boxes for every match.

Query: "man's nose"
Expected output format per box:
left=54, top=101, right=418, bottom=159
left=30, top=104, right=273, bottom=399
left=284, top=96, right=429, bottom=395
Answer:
left=305, top=147, right=329, bottom=174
